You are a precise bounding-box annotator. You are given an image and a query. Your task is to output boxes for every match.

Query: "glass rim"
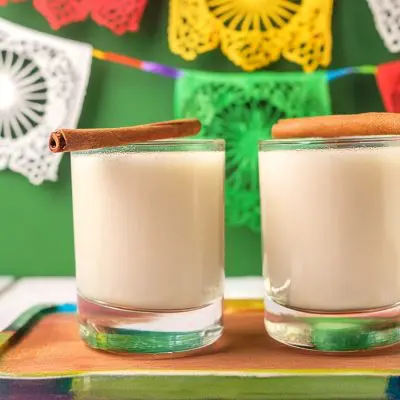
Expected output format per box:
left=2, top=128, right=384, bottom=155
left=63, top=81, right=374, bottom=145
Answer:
left=259, top=135, right=400, bottom=150
left=73, top=139, right=225, bottom=155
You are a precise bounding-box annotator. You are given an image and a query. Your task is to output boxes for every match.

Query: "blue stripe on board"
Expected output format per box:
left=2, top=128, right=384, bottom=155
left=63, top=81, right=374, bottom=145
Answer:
left=0, top=378, right=73, bottom=399
left=56, top=304, right=77, bottom=313
left=387, top=376, right=400, bottom=399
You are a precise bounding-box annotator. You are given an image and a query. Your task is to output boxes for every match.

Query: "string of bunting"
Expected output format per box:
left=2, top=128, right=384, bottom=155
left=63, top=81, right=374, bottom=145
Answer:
left=1, top=1, right=399, bottom=71
left=1, top=0, right=334, bottom=71
left=92, top=49, right=380, bottom=82
left=93, top=48, right=399, bottom=232
left=0, top=12, right=398, bottom=232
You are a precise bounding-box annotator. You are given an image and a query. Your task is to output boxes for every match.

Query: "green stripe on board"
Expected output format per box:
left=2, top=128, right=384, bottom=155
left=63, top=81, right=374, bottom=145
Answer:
left=71, top=375, right=388, bottom=400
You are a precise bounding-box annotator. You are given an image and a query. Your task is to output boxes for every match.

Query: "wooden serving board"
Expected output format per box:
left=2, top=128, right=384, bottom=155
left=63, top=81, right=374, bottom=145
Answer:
left=0, top=278, right=399, bottom=399
left=0, top=305, right=400, bottom=399
left=3, top=309, right=400, bottom=376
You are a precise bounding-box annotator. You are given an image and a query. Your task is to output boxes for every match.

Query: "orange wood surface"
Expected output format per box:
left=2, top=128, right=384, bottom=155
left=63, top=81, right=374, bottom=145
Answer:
left=1, top=311, right=400, bottom=376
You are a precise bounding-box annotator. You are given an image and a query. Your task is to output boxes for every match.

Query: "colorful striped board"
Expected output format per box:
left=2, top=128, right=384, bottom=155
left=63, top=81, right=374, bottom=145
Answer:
left=0, top=277, right=399, bottom=399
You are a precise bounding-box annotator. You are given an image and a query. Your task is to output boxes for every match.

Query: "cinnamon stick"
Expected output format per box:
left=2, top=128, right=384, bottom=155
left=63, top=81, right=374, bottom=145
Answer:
left=272, top=113, right=400, bottom=139
left=49, top=119, right=202, bottom=153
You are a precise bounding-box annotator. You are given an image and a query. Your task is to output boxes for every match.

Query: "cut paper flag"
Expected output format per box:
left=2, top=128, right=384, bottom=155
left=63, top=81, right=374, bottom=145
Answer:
left=169, top=0, right=333, bottom=72
left=0, top=0, right=148, bottom=35
left=376, top=61, right=400, bottom=113
left=367, top=0, right=400, bottom=53
left=0, top=17, right=92, bottom=184
left=175, top=70, right=331, bottom=231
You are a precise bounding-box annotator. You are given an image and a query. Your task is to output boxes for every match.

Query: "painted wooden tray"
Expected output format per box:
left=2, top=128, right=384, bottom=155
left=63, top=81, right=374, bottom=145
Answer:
left=1, top=301, right=400, bottom=399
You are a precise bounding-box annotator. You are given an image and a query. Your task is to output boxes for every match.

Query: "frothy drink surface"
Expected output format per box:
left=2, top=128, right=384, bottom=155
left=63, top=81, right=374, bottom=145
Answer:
left=72, top=150, right=224, bottom=310
left=259, top=146, right=400, bottom=311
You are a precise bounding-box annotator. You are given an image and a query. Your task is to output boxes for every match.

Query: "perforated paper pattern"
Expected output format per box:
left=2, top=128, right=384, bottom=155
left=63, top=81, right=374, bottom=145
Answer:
left=91, top=0, right=148, bottom=35
left=33, top=0, right=91, bottom=30
left=169, top=0, right=333, bottom=72
left=367, top=0, right=400, bottom=53
left=0, top=0, right=148, bottom=35
left=376, top=61, right=400, bottom=112
left=175, top=70, right=331, bottom=230
left=0, top=18, right=92, bottom=184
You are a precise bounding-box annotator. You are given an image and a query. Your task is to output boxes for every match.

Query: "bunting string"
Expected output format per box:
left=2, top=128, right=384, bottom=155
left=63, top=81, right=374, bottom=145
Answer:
left=92, top=48, right=379, bottom=81
left=92, top=49, right=183, bottom=79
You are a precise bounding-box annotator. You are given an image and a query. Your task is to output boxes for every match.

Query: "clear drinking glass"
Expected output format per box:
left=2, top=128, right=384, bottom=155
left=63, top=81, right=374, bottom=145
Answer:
left=71, top=139, right=225, bottom=354
left=259, top=136, right=400, bottom=352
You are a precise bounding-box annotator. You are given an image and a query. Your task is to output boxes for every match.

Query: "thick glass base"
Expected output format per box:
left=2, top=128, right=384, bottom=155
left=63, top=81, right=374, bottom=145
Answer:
left=265, top=295, right=400, bottom=352
left=78, top=294, right=223, bottom=354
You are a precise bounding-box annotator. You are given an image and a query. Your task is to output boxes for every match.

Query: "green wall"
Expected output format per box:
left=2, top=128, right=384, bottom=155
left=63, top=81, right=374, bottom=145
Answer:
left=0, top=1, right=398, bottom=277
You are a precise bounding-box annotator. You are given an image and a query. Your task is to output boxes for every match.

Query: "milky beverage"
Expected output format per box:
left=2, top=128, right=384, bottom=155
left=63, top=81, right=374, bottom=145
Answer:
left=71, top=148, right=225, bottom=310
left=259, top=145, right=400, bottom=312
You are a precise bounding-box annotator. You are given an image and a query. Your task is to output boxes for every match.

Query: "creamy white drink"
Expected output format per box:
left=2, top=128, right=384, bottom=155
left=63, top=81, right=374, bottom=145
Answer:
left=71, top=145, right=225, bottom=311
left=259, top=144, right=400, bottom=312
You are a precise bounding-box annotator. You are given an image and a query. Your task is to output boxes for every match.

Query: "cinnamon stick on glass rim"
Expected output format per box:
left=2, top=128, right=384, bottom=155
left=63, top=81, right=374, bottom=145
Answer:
left=271, top=113, right=400, bottom=139
left=49, top=118, right=202, bottom=153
